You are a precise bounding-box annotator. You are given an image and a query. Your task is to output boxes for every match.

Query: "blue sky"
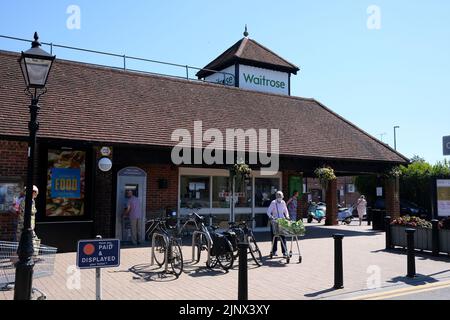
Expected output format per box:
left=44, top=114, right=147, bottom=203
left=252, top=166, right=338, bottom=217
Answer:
left=1, top=1, right=449, bottom=164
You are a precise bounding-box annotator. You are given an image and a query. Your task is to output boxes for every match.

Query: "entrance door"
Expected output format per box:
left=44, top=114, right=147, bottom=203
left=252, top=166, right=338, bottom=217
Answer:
left=116, top=167, right=147, bottom=242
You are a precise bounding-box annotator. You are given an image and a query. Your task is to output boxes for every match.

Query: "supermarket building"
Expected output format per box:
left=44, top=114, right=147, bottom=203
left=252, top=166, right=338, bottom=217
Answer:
left=0, top=33, right=408, bottom=251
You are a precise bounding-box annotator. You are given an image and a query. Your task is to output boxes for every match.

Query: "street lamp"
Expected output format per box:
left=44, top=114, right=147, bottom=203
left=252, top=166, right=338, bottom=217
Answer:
left=14, top=32, right=55, bottom=300
left=394, top=126, right=400, bottom=151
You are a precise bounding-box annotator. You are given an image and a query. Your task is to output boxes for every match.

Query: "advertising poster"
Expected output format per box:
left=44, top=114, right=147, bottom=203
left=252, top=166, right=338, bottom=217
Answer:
left=437, top=179, right=450, bottom=217
left=51, top=168, right=81, bottom=198
left=46, top=150, right=86, bottom=217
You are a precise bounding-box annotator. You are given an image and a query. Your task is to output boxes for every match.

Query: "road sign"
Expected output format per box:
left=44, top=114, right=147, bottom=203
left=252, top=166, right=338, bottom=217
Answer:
left=76, top=238, right=120, bottom=269
left=443, top=136, right=450, bottom=156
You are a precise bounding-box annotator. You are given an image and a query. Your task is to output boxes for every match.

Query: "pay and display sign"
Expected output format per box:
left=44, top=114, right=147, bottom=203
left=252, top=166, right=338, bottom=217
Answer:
left=443, top=136, right=450, bottom=156
left=77, top=239, right=120, bottom=269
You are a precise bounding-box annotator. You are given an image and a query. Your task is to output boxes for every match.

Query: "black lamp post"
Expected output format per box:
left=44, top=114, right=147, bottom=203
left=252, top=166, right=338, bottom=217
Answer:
left=14, top=32, right=55, bottom=300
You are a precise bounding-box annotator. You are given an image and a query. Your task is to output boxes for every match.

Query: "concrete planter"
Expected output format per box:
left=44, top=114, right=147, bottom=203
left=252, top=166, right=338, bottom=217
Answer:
left=439, top=229, right=450, bottom=254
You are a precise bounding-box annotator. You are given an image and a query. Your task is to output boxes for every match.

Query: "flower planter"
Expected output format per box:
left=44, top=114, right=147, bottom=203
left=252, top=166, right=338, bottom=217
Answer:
left=391, top=225, right=407, bottom=248
left=390, top=225, right=432, bottom=251
left=439, top=229, right=450, bottom=254
left=416, top=227, right=433, bottom=251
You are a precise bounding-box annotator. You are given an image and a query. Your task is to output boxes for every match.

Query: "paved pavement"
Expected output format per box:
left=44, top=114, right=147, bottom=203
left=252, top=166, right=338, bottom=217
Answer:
left=1, top=219, right=450, bottom=300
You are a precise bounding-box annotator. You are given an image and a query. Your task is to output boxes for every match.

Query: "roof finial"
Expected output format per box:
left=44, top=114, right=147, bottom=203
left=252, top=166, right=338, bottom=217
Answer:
left=243, top=24, right=249, bottom=38
left=31, top=32, right=41, bottom=48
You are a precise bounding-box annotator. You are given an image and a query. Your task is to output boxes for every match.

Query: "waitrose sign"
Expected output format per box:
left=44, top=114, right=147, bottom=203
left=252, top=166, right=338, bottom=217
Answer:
left=204, top=64, right=290, bottom=95
left=239, top=65, right=289, bottom=95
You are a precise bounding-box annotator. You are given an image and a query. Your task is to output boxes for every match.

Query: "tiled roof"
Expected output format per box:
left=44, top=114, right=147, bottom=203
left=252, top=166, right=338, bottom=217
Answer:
left=0, top=51, right=407, bottom=164
left=196, top=37, right=300, bottom=78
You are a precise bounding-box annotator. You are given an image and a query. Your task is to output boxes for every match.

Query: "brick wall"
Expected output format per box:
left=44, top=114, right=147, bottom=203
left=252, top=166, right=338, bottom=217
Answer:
left=0, top=140, right=27, bottom=241
left=325, top=179, right=338, bottom=225
left=0, top=140, right=28, bottom=178
left=385, top=177, right=400, bottom=218
left=142, top=164, right=178, bottom=219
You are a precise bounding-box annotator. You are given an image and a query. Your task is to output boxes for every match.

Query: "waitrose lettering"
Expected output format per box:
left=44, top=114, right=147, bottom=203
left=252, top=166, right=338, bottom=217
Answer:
left=243, top=73, right=286, bottom=89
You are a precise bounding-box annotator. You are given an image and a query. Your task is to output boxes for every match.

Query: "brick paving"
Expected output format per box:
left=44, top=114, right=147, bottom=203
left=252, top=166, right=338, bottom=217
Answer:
left=1, top=221, right=450, bottom=300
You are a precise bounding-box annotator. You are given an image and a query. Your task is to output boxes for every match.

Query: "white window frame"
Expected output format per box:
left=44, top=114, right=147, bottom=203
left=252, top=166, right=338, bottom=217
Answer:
left=178, top=167, right=281, bottom=232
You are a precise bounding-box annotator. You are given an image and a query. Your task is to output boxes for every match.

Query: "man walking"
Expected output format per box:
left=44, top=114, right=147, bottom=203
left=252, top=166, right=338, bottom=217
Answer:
left=123, top=189, right=142, bottom=245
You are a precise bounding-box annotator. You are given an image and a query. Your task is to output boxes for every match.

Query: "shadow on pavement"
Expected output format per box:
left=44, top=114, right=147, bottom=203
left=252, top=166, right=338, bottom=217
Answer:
left=388, top=269, right=450, bottom=286
left=127, top=263, right=179, bottom=282
left=387, top=274, right=439, bottom=286
left=185, top=266, right=229, bottom=277
left=253, top=227, right=382, bottom=242
left=304, top=287, right=340, bottom=298
left=371, top=248, right=450, bottom=262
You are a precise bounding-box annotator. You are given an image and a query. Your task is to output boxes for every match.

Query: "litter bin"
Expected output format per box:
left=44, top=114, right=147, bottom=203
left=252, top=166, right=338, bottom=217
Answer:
left=371, top=208, right=386, bottom=231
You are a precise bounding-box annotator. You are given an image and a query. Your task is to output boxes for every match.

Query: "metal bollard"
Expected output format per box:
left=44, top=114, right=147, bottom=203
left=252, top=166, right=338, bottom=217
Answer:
left=405, top=228, right=416, bottom=278
left=431, top=220, right=440, bottom=256
left=333, top=234, right=344, bottom=289
left=95, top=235, right=102, bottom=300
left=238, top=242, right=249, bottom=300
left=385, top=216, right=392, bottom=250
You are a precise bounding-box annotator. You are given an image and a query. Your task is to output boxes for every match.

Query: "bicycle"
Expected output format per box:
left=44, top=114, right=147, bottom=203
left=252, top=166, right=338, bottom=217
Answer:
left=225, top=218, right=263, bottom=266
left=181, top=212, right=234, bottom=271
left=146, top=217, right=183, bottom=277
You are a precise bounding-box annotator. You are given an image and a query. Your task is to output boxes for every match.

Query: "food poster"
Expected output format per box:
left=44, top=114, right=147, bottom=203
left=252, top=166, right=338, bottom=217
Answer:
left=437, top=179, right=450, bottom=217
left=46, top=150, right=86, bottom=217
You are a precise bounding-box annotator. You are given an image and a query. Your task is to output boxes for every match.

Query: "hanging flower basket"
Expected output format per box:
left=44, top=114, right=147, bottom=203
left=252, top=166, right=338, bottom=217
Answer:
left=314, top=166, right=336, bottom=190
left=229, top=162, right=252, bottom=193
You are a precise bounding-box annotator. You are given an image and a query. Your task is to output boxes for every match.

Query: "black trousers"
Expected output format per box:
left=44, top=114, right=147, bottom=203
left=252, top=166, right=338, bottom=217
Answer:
left=270, top=223, right=287, bottom=254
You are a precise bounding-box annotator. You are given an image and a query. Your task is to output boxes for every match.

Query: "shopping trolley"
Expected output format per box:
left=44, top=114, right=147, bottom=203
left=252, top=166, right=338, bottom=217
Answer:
left=269, top=219, right=305, bottom=263
left=0, top=241, right=57, bottom=300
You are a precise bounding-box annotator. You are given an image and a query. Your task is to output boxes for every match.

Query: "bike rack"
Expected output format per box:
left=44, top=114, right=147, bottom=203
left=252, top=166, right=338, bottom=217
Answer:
left=191, top=231, right=212, bottom=264
left=151, top=232, right=170, bottom=272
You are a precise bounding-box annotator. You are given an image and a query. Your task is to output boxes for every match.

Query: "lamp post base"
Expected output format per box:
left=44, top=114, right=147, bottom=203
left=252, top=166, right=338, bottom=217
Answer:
left=13, top=259, right=35, bottom=300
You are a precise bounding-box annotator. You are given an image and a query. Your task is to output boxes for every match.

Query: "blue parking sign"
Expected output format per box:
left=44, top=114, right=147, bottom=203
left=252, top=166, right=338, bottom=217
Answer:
left=444, top=136, right=450, bottom=156
left=77, top=239, right=120, bottom=269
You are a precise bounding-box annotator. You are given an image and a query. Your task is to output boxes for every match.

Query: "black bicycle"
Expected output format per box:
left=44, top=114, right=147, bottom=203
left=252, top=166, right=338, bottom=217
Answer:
left=183, top=212, right=235, bottom=271
left=225, top=218, right=263, bottom=266
left=146, top=217, right=183, bottom=277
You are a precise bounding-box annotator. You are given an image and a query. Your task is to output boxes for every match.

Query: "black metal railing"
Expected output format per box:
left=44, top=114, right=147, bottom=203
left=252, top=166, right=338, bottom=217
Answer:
left=0, top=34, right=235, bottom=85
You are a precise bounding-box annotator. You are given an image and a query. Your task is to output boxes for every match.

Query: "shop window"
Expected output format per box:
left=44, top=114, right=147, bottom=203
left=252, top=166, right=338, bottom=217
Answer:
left=180, top=176, right=210, bottom=209
left=235, top=177, right=252, bottom=208
left=255, top=177, right=280, bottom=207
left=46, top=149, right=86, bottom=217
left=212, top=176, right=230, bottom=208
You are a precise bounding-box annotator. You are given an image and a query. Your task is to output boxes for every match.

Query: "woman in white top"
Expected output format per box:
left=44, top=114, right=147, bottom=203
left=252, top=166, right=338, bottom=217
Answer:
left=267, top=191, right=290, bottom=256
left=356, top=195, right=367, bottom=226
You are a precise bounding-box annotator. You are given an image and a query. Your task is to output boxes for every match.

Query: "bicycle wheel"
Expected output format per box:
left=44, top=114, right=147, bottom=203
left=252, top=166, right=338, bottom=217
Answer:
left=248, top=234, right=263, bottom=266
left=153, top=235, right=166, bottom=267
left=217, top=239, right=234, bottom=271
left=170, top=240, right=183, bottom=277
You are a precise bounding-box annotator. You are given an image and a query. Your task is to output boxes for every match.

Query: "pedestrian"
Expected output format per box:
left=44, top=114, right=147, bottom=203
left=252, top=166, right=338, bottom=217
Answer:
left=286, top=190, right=299, bottom=221
left=356, top=195, right=367, bottom=226
left=123, top=189, right=142, bottom=245
left=267, top=191, right=290, bottom=257
left=16, top=185, right=40, bottom=250
left=11, top=188, right=25, bottom=241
